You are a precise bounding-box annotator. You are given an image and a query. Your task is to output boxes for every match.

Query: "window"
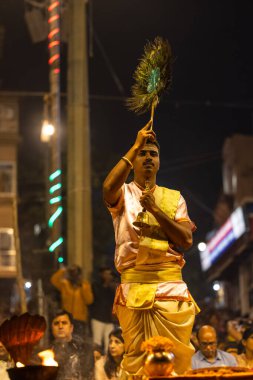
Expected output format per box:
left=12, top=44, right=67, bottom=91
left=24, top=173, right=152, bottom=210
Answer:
left=0, top=162, right=16, bottom=195
left=0, top=228, right=16, bottom=269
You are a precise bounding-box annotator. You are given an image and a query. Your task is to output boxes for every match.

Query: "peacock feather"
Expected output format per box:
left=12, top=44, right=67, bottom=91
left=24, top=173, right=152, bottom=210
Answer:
left=126, top=36, right=173, bottom=116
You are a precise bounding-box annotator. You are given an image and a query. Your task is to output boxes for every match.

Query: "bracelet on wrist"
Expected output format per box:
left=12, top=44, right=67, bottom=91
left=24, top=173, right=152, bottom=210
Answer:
left=122, top=156, right=133, bottom=169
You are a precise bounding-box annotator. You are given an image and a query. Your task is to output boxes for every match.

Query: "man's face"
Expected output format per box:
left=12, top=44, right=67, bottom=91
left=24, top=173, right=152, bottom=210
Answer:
left=133, top=144, right=160, bottom=179
left=51, top=314, right=73, bottom=342
left=198, top=330, right=217, bottom=360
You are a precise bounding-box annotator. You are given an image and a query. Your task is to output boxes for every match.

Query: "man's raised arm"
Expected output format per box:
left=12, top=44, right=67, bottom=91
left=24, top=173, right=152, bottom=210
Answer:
left=103, top=120, right=154, bottom=206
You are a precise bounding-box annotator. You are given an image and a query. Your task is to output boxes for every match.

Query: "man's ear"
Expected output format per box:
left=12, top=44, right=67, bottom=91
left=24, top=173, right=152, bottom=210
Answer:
left=70, top=324, right=74, bottom=334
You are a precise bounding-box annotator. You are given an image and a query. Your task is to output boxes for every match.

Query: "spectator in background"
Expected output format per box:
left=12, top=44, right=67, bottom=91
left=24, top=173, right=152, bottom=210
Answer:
left=192, top=325, right=237, bottom=369
left=225, top=319, right=243, bottom=351
left=50, top=265, right=94, bottom=339
left=90, top=267, right=117, bottom=353
left=47, top=309, right=93, bottom=380
left=0, top=341, right=13, bottom=380
left=236, top=327, right=253, bottom=369
left=95, top=328, right=124, bottom=380
left=223, top=341, right=240, bottom=357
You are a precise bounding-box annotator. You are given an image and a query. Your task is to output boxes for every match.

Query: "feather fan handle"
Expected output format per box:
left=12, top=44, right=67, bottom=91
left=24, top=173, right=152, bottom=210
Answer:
left=126, top=36, right=173, bottom=121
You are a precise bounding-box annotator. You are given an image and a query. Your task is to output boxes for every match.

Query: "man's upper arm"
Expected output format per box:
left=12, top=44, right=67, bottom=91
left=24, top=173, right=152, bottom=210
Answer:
left=175, top=195, right=196, bottom=232
left=103, top=188, right=122, bottom=208
left=104, top=186, right=125, bottom=214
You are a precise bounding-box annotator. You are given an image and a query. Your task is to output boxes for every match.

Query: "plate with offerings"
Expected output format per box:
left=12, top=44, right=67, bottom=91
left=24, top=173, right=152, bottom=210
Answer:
left=168, top=366, right=253, bottom=379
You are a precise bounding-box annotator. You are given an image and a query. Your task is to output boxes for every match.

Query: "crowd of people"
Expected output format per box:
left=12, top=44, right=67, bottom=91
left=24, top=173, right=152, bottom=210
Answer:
left=43, top=260, right=253, bottom=378
left=0, top=303, right=253, bottom=380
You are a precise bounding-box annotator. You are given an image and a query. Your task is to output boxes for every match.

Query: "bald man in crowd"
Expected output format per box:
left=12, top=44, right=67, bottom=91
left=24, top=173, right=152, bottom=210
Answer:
left=192, top=325, right=237, bottom=369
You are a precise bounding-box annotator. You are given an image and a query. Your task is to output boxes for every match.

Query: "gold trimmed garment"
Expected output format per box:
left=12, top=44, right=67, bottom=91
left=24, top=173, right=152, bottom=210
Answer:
left=107, top=182, right=199, bottom=376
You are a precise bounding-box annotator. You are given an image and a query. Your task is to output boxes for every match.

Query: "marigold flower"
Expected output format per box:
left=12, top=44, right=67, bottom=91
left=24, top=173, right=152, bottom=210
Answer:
left=141, top=336, right=174, bottom=353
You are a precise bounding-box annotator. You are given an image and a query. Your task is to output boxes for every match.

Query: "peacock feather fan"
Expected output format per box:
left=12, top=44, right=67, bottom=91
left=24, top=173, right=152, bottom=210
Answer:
left=126, top=36, right=173, bottom=115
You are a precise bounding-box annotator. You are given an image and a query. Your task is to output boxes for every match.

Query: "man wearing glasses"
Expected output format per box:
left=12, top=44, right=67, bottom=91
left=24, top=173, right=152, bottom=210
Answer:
left=192, top=325, right=237, bottom=369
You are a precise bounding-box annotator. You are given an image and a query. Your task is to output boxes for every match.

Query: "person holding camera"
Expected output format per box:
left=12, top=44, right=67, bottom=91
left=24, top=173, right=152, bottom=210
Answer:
left=50, top=265, right=94, bottom=339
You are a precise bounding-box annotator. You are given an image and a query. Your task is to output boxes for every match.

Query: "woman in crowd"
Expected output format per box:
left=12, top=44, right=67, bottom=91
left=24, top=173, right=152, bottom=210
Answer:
left=236, top=327, right=253, bottom=369
left=95, top=328, right=124, bottom=380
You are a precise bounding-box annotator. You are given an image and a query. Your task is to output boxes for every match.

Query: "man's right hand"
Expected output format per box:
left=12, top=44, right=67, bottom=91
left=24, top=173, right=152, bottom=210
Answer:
left=133, top=120, right=156, bottom=151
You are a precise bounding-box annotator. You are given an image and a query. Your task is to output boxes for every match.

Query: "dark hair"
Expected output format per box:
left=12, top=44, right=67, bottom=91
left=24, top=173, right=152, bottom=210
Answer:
left=224, top=341, right=239, bottom=355
left=146, top=137, right=160, bottom=152
left=67, top=265, right=82, bottom=286
left=52, top=309, right=74, bottom=325
left=104, top=328, right=124, bottom=379
left=242, top=327, right=253, bottom=341
left=68, top=265, right=82, bottom=276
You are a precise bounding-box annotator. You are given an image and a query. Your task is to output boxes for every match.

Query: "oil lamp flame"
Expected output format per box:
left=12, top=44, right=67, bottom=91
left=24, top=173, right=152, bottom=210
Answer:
left=38, top=350, right=58, bottom=367
left=16, top=362, right=25, bottom=367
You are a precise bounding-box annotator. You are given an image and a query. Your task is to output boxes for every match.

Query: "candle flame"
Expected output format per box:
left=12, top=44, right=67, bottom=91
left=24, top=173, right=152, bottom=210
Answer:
left=38, top=349, right=58, bottom=367
left=16, top=362, right=25, bottom=367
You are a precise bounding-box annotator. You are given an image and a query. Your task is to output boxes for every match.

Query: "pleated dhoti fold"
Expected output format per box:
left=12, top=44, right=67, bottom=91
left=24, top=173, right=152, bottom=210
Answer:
left=116, top=299, right=195, bottom=376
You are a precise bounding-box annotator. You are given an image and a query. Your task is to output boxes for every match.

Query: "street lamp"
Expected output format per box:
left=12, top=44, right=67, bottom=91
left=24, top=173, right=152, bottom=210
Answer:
left=40, top=120, right=55, bottom=143
left=198, top=242, right=207, bottom=252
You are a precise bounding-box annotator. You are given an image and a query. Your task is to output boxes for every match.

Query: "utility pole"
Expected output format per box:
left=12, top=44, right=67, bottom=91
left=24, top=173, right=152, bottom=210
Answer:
left=13, top=198, right=27, bottom=313
left=67, top=0, right=93, bottom=278
left=47, top=0, right=63, bottom=264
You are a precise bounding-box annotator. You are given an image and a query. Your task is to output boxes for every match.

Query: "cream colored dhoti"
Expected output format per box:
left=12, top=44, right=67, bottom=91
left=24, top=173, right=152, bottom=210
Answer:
left=116, top=299, right=195, bottom=376
left=114, top=265, right=199, bottom=376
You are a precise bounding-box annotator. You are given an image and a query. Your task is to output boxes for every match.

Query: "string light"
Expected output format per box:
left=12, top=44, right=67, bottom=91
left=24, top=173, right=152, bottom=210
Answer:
left=47, top=1, right=60, bottom=76
left=47, top=1, right=63, bottom=257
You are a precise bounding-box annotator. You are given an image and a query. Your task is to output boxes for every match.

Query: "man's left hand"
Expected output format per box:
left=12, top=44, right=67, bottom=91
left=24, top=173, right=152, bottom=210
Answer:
left=140, top=191, right=157, bottom=213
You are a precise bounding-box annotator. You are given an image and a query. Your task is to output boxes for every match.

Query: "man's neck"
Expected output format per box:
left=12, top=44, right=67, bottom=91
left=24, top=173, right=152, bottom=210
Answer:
left=54, top=337, right=72, bottom=344
left=133, top=177, right=156, bottom=190
left=206, top=357, right=216, bottom=363
left=204, top=351, right=217, bottom=363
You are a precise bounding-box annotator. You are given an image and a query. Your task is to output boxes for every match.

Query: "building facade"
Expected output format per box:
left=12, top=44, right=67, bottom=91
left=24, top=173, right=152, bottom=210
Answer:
left=0, top=96, right=19, bottom=278
left=200, top=134, right=253, bottom=317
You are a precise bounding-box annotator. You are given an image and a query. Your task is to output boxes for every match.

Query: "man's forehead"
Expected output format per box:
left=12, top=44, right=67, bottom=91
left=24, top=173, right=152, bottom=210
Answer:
left=200, top=333, right=216, bottom=341
left=141, top=144, right=159, bottom=152
left=53, top=315, right=70, bottom=323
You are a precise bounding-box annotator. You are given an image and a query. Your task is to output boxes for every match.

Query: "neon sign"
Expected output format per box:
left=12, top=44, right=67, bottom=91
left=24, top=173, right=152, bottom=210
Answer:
left=200, top=207, right=246, bottom=271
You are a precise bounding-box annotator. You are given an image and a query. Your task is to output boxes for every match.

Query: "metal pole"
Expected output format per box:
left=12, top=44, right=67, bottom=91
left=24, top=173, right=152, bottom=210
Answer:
left=13, top=197, right=27, bottom=313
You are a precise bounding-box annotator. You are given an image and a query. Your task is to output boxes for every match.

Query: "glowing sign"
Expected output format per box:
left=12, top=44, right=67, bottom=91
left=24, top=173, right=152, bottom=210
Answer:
left=48, top=1, right=60, bottom=74
left=200, top=207, right=246, bottom=271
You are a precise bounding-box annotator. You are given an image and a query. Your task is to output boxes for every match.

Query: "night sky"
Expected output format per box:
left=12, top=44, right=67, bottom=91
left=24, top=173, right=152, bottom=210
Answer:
left=1, top=0, right=253, bottom=295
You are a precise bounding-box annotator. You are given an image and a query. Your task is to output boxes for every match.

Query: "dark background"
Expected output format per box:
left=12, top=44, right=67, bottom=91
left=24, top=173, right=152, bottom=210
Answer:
left=0, top=0, right=253, bottom=301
